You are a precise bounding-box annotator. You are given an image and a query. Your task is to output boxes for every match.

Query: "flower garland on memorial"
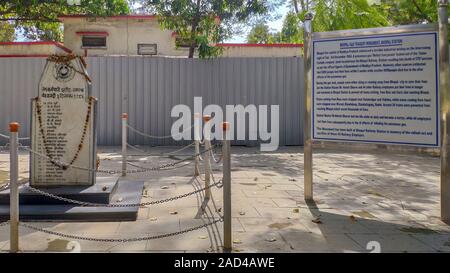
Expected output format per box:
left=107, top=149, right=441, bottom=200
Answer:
left=34, top=96, right=94, bottom=170
left=47, top=54, right=91, bottom=83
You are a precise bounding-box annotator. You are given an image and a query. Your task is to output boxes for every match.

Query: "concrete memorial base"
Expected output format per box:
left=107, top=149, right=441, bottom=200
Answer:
left=0, top=177, right=144, bottom=222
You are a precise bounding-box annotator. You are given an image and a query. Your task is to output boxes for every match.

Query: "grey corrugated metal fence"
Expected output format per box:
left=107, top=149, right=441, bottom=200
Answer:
left=0, top=56, right=304, bottom=146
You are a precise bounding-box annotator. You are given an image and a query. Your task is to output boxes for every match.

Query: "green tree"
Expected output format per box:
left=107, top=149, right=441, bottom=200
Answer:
left=147, top=0, right=271, bottom=58
left=310, top=0, right=389, bottom=32
left=247, top=23, right=272, bottom=43
left=280, top=11, right=302, bottom=43
left=375, top=0, right=441, bottom=25
left=0, top=21, right=15, bottom=41
left=0, top=0, right=130, bottom=41
left=247, top=22, right=287, bottom=43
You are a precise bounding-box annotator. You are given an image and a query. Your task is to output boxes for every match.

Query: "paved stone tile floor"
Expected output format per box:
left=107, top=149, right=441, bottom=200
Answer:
left=0, top=145, right=449, bottom=253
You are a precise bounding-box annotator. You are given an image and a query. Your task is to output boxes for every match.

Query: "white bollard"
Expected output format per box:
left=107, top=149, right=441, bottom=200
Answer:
left=203, top=115, right=212, bottom=199
left=194, top=113, right=201, bottom=177
left=122, top=113, right=128, bottom=177
left=9, top=122, right=19, bottom=253
left=222, top=122, right=232, bottom=252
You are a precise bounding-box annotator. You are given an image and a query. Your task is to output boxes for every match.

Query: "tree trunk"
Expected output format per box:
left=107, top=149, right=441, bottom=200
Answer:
left=188, top=0, right=202, bottom=58
left=293, top=0, right=300, bottom=14
left=188, top=19, right=198, bottom=58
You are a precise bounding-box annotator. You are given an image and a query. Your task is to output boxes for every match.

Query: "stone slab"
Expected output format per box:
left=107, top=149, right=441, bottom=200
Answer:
left=0, top=180, right=144, bottom=222
left=0, top=177, right=118, bottom=205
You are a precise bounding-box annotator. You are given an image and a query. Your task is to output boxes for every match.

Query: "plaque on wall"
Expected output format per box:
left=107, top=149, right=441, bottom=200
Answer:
left=31, top=55, right=97, bottom=187
left=137, top=43, right=157, bottom=55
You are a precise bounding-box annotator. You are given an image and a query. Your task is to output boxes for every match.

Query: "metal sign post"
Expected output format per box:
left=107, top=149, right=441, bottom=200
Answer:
left=439, top=0, right=450, bottom=222
left=303, top=13, right=314, bottom=201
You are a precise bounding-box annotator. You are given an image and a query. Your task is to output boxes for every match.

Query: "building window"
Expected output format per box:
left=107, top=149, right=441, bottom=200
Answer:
left=81, top=36, right=107, bottom=48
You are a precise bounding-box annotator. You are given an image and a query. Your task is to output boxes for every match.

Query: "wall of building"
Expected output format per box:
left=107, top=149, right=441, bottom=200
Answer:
left=61, top=16, right=188, bottom=56
left=0, top=42, right=70, bottom=57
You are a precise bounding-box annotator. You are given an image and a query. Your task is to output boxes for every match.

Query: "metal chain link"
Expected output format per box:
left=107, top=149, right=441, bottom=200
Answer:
left=127, top=142, right=195, bottom=156
left=127, top=161, right=192, bottom=171
left=0, top=220, right=9, bottom=227
left=211, top=149, right=223, bottom=164
left=127, top=124, right=194, bottom=140
left=0, top=133, right=30, bottom=140
left=24, top=179, right=223, bottom=207
left=0, top=180, right=28, bottom=192
left=21, top=144, right=219, bottom=175
left=19, top=218, right=222, bottom=243
left=211, top=172, right=223, bottom=188
left=211, top=140, right=223, bottom=162
left=126, top=143, right=147, bottom=153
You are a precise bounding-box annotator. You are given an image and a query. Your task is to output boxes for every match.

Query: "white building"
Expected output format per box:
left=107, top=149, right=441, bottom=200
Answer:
left=0, top=15, right=303, bottom=58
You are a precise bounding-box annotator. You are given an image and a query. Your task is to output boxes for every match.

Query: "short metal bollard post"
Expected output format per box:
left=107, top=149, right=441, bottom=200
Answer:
left=122, top=113, right=128, bottom=177
left=203, top=115, right=212, bottom=199
left=9, top=122, right=20, bottom=253
left=222, top=122, right=232, bottom=252
left=194, top=113, right=201, bottom=177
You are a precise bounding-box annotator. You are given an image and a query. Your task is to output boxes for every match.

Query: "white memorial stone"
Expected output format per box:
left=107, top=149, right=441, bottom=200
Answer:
left=31, top=56, right=96, bottom=186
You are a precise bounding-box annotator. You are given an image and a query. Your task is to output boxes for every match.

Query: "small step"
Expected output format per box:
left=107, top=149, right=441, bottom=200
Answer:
left=0, top=177, right=119, bottom=205
left=0, top=180, right=144, bottom=222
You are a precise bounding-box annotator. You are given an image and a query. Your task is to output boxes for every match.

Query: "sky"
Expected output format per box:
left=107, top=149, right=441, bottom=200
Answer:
left=225, top=3, right=290, bottom=43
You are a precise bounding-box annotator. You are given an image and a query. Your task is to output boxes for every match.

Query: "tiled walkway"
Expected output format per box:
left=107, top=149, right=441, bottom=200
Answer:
left=0, top=146, right=449, bottom=252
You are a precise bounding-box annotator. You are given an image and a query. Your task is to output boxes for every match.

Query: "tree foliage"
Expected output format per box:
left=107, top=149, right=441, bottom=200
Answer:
left=146, top=0, right=273, bottom=58
left=376, top=0, right=440, bottom=25
left=248, top=0, right=447, bottom=45
left=0, top=0, right=130, bottom=41
left=280, top=11, right=302, bottom=43
left=247, top=12, right=302, bottom=44
left=247, top=22, right=273, bottom=43
left=0, top=21, right=15, bottom=42
left=309, top=0, right=389, bottom=32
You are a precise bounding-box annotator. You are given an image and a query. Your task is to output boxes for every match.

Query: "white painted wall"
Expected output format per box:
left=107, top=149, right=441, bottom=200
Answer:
left=62, top=17, right=188, bottom=56
left=0, top=43, right=68, bottom=56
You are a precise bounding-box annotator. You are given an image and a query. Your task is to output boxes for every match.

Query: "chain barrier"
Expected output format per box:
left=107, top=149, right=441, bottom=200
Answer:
left=0, top=220, right=9, bottom=227
left=126, top=160, right=192, bottom=171
left=127, top=142, right=195, bottom=157
left=23, top=179, right=223, bottom=207
left=0, top=133, right=30, bottom=141
left=108, top=145, right=217, bottom=174
left=210, top=140, right=223, bottom=164
left=126, top=143, right=147, bottom=153
left=211, top=150, right=223, bottom=164
left=19, top=218, right=222, bottom=243
left=127, top=124, right=194, bottom=140
left=20, top=144, right=219, bottom=175
left=0, top=180, right=28, bottom=192
left=164, top=142, right=195, bottom=156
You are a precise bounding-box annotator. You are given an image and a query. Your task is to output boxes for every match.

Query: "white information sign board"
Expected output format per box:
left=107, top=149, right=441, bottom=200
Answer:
left=312, top=32, right=439, bottom=146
